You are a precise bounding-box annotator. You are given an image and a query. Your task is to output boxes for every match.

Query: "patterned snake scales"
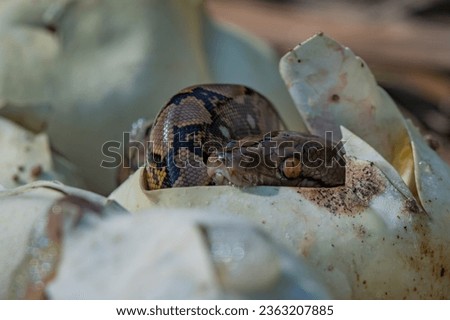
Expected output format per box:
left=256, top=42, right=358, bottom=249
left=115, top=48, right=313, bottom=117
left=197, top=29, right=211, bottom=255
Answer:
left=120, top=84, right=346, bottom=189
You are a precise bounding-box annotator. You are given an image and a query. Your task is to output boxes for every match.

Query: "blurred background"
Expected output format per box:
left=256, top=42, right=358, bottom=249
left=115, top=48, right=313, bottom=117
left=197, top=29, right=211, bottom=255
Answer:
left=0, top=0, right=448, bottom=194
left=207, top=0, right=450, bottom=162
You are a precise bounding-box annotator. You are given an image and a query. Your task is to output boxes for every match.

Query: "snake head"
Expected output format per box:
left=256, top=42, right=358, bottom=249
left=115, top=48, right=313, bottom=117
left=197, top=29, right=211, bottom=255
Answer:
left=207, top=131, right=346, bottom=188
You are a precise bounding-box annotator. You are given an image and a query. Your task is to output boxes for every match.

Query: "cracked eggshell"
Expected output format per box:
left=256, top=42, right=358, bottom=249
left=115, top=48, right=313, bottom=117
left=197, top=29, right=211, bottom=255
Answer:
left=0, top=186, right=59, bottom=299
left=0, top=181, right=108, bottom=299
left=110, top=34, right=450, bottom=299
left=340, top=126, right=415, bottom=201
left=2, top=181, right=327, bottom=299
left=279, top=33, right=415, bottom=192
left=0, top=0, right=302, bottom=194
left=279, top=33, right=450, bottom=221
left=0, top=117, right=85, bottom=189
left=110, top=127, right=450, bottom=299
left=405, top=120, right=450, bottom=222
left=47, top=210, right=330, bottom=299
left=0, top=181, right=107, bottom=299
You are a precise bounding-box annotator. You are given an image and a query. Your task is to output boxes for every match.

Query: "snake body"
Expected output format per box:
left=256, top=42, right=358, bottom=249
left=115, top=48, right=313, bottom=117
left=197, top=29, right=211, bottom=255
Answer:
left=207, top=130, right=346, bottom=187
left=121, top=84, right=346, bottom=189
left=145, top=84, right=283, bottom=189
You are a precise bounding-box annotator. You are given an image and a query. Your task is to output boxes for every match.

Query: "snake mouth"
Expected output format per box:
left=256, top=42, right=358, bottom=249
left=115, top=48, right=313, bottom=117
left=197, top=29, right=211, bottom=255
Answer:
left=207, top=156, right=337, bottom=188
left=207, top=154, right=287, bottom=187
left=208, top=167, right=234, bottom=186
left=206, top=155, right=235, bottom=186
left=206, top=153, right=260, bottom=186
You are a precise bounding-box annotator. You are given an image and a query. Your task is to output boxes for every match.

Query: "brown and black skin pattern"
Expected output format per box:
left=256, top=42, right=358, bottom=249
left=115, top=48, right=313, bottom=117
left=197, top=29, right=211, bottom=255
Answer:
left=124, top=84, right=346, bottom=190
left=145, top=84, right=283, bottom=190
left=207, top=131, right=346, bottom=188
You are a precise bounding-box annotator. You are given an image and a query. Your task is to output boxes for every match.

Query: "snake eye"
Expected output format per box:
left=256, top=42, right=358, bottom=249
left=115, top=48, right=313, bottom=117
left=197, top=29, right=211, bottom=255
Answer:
left=281, top=157, right=302, bottom=179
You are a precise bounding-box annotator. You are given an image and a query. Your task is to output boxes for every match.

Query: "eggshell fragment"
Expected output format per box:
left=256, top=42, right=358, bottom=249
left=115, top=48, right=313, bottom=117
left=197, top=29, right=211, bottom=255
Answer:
left=279, top=33, right=415, bottom=191
left=47, top=210, right=331, bottom=299
left=0, top=117, right=85, bottom=189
